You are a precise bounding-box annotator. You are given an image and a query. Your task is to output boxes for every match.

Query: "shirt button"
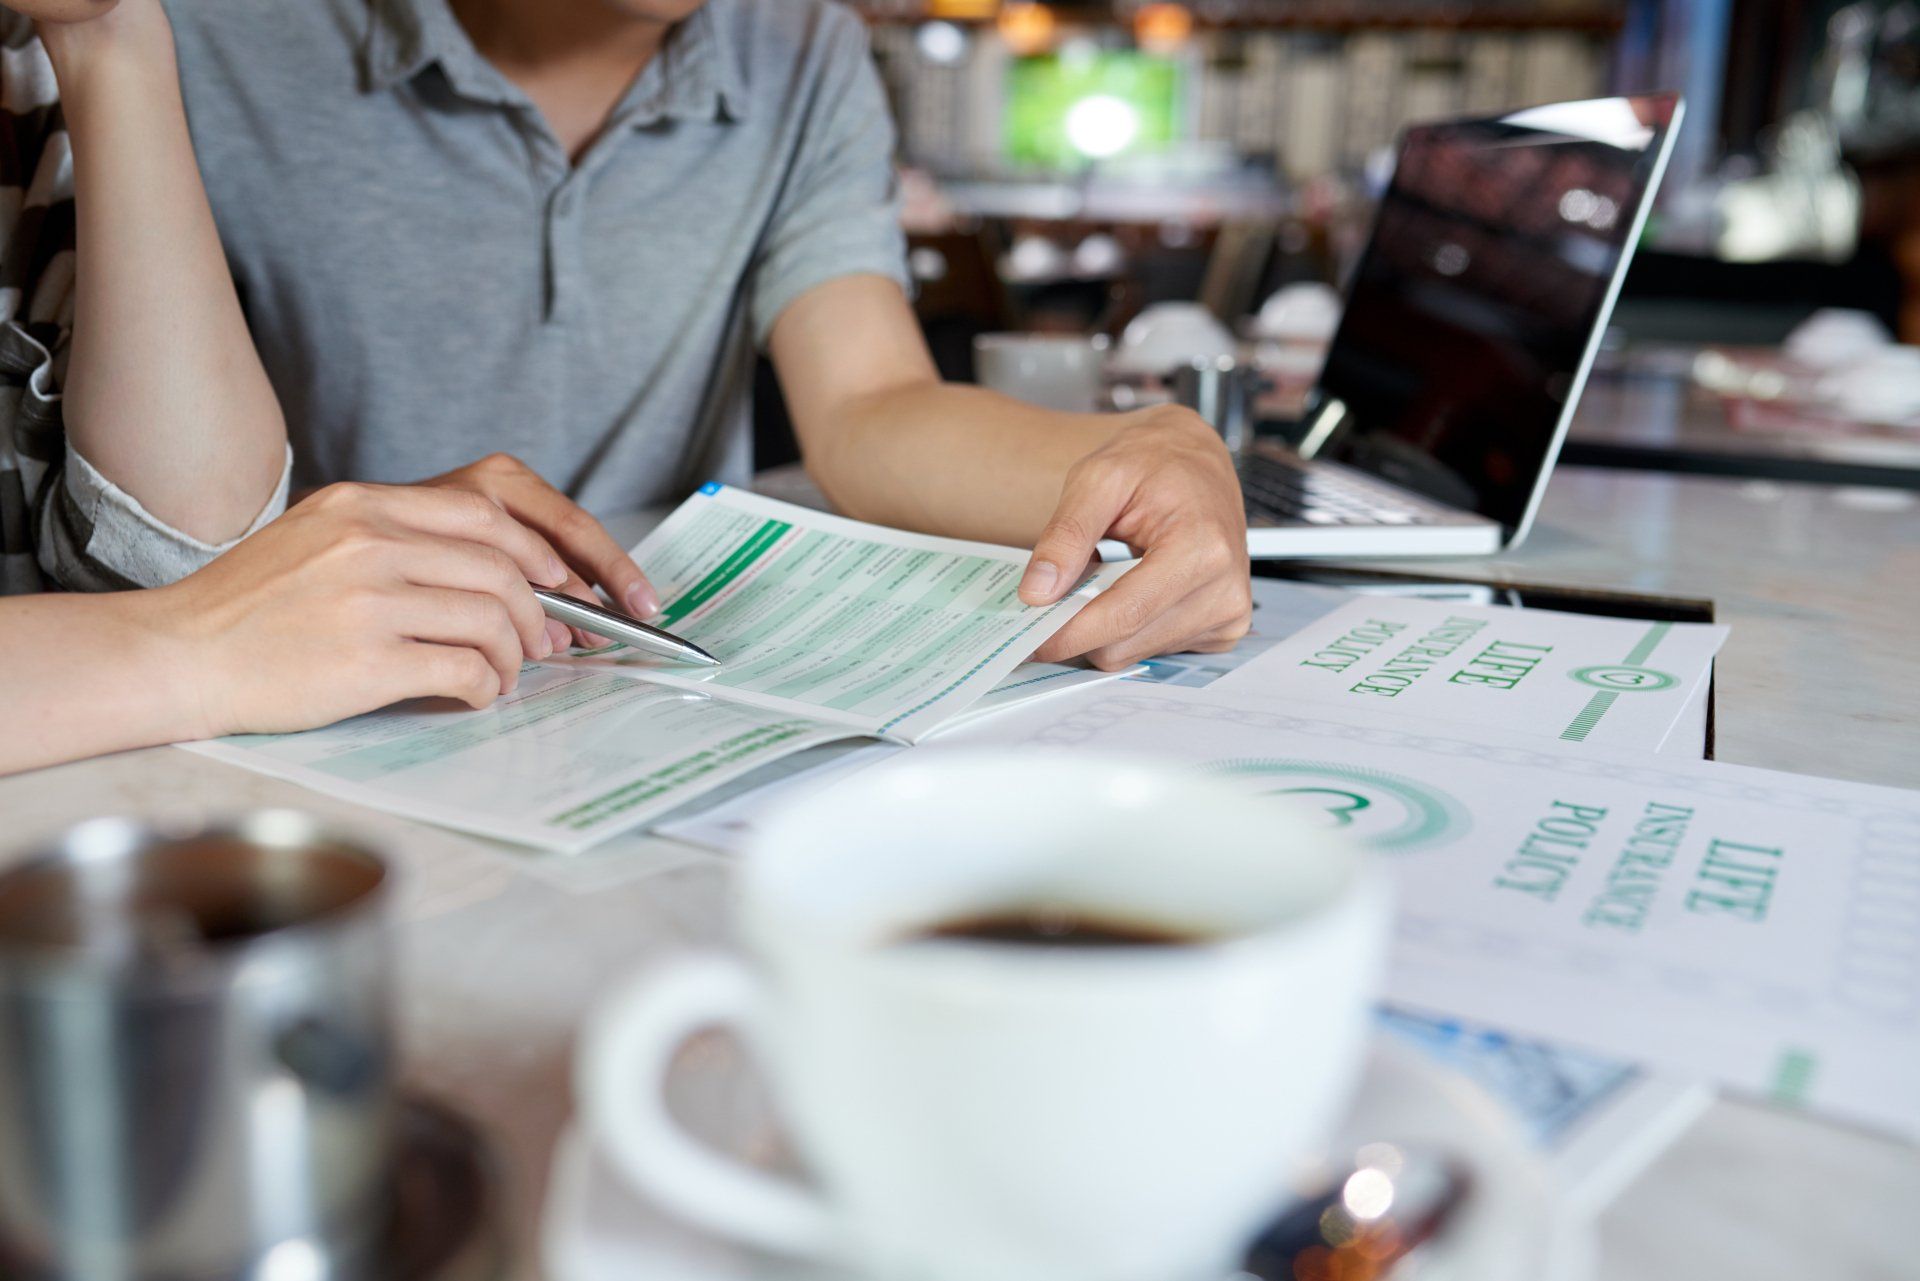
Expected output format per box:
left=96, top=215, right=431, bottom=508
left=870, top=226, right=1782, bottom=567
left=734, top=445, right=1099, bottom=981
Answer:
left=555, top=190, right=578, bottom=216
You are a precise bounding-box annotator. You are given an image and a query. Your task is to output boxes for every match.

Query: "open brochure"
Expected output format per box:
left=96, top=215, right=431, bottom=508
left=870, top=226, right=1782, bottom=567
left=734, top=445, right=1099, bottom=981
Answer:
left=184, top=484, right=1131, bottom=852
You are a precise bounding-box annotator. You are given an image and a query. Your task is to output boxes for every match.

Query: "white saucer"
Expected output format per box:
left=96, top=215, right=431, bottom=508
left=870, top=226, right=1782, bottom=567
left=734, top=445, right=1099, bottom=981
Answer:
left=541, top=1036, right=1586, bottom=1281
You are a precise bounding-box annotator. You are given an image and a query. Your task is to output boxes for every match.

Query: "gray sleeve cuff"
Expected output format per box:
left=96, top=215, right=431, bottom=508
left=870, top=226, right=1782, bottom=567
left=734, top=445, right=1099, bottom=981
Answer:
left=38, top=443, right=292, bottom=590
left=752, top=248, right=912, bottom=351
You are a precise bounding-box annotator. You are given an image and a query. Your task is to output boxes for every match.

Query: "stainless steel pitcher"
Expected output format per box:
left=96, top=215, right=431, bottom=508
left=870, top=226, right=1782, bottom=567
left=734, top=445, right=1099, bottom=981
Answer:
left=1172, top=355, right=1261, bottom=455
left=0, top=812, right=395, bottom=1281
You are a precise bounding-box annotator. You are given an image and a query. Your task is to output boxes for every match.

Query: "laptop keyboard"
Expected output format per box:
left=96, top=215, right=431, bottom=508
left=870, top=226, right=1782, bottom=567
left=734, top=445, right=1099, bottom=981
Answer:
left=1238, top=453, right=1432, bottom=527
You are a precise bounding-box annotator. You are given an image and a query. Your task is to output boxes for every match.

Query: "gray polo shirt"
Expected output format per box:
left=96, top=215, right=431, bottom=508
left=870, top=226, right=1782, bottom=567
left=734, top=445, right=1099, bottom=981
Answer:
left=163, top=0, right=908, bottom=514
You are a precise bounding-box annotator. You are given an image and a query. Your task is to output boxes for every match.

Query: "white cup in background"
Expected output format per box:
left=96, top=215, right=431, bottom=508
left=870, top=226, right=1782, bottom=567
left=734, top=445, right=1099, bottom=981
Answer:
left=1253, top=282, right=1343, bottom=343
left=1108, top=301, right=1238, bottom=377
left=577, top=751, right=1389, bottom=1281
left=972, top=333, right=1110, bottom=413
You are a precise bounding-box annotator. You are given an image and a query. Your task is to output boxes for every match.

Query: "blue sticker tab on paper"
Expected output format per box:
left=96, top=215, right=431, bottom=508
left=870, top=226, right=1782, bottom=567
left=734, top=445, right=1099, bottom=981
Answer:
left=698, top=481, right=723, bottom=496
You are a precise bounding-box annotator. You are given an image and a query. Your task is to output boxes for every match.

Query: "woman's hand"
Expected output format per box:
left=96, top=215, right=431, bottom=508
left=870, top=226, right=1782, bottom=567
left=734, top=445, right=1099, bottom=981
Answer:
left=136, top=482, right=577, bottom=739
left=1019, top=406, right=1252, bottom=671
left=419, top=453, right=658, bottom=647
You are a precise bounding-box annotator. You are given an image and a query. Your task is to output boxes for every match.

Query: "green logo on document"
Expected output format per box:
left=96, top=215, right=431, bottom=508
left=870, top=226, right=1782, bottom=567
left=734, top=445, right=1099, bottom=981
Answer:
left=1205, top=759, right=1467, bottom=853
left=1570, top=664, right=1679, bottom=692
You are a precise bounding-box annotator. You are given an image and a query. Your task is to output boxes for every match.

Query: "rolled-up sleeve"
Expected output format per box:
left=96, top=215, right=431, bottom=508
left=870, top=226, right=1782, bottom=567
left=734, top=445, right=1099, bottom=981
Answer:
left=36, top=435, right=291, bottom=592
left=0, top=16, right=293, bottom=596
left=746, top=9, right=910, bottom=348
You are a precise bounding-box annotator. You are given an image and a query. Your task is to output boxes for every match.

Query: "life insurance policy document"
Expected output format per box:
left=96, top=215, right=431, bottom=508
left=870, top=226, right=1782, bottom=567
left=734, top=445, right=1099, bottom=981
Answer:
left=186, top=485, right=1129, bottom=853
left=921, top=685, right=1920, bottom=1139
left=1208, top=595, right=1727, bottom=750
left=570, top=483, right=1129, bottom=740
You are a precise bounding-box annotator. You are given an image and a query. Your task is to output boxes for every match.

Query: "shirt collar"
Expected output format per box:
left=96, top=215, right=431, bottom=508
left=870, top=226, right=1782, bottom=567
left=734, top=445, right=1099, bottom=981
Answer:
left=361, top=0, right=748, bottom=123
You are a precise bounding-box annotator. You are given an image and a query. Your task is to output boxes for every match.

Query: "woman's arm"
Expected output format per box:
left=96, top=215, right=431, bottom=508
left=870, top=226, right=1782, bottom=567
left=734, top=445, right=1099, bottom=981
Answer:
left=0, top=483, right=579, bottom=776
left=0, top=588, right=212, bottom=772
left=34, top=0, right=285, bottom=543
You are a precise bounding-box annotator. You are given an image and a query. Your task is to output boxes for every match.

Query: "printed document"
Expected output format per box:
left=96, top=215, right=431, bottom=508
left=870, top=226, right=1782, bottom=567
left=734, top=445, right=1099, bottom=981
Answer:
left=920, top=685, right=1920, bottom=1139
left=186, top=485, right=1129, bottom=852
left=573, top=485, right=1125, bottom=740
left=1212, top=595, right=1726, bottom=749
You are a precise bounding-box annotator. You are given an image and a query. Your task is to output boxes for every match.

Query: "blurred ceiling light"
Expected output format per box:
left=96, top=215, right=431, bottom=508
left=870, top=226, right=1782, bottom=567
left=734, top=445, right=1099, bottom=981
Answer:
left=1558, top=187, right=1599, bottom=224
left=1558, top=187, right=1621, bottom=231
left=1065, top=94, right=1140, bottom=159
left=1341, top=1167, right=1396, bottom=1222
left=1431, top=242, right=1470, bottom=276
left=908, top=246, right=950, bottom=282
left=1058, top=34, right=1101, bottom=66
left=928, top=0, right=996, bottom=18
left=1133, top=3, right=1193, bottom=53
left=997, top=2, right=1056, bottom=56
left=915, top=20, right=969, bottom=64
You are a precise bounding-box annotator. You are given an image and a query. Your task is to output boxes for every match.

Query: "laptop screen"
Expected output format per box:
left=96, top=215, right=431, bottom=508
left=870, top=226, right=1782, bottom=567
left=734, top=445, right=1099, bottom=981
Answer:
left=1311, top=95, right=1679, bottom=530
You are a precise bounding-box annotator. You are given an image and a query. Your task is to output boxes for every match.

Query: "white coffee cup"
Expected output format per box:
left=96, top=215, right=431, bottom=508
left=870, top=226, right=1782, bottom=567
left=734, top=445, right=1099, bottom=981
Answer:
left=973, top=333, right=1111, bottom=413
left=577, top=752, right=1389, bottom=1281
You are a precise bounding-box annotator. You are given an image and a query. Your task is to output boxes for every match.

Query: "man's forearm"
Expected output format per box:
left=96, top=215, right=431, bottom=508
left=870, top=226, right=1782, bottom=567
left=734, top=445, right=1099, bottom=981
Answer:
left=806, top=379, right=1126, bottom=548
left=42, top=0, right=286, bottom=544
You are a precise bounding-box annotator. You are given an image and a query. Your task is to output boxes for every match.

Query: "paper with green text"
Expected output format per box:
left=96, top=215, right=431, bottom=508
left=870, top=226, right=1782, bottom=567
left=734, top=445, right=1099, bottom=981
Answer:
left=568, top=484, right=1128, bottom=742
left=1213, top=596, right=1727, bottom=749
left=185, top=667, right=850, bottom=852
left=184, top=485, right=1127, bottom=852
left=924, top=685, right=1920, bottom=1139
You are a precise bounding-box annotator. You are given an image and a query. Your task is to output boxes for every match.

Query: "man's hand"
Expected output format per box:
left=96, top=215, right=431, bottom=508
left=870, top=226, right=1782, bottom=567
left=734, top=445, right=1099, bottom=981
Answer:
left=419, top=453, right=658, bottom=645
left=1019, top=407, right=1252, bottom=671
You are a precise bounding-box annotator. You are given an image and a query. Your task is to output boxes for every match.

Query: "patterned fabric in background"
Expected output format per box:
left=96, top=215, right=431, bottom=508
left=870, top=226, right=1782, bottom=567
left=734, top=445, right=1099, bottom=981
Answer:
left=0, top=14, right=83, bottom=594
left=0, top=14, right=290, bottom=596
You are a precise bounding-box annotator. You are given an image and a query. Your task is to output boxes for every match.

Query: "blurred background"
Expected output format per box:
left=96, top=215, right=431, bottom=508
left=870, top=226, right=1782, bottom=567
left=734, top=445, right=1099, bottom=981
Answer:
left=757, top=1, right=1920, bottom=486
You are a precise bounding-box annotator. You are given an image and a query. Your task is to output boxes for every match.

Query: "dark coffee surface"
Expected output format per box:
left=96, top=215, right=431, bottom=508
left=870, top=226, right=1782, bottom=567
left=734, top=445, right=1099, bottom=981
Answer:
left=910, top=908, right=1206, bottom=949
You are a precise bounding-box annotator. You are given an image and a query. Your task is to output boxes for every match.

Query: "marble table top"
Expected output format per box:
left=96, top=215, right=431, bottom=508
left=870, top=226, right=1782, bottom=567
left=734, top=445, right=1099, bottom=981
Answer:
left=1568, top=353, right=1920, bottom=480
left=0, top=464, right=1914, bottom=1279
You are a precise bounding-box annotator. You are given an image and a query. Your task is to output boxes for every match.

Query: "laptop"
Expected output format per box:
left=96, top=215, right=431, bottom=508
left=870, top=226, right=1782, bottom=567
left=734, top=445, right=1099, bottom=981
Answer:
left=1241, top=93, right=1684, bottom=558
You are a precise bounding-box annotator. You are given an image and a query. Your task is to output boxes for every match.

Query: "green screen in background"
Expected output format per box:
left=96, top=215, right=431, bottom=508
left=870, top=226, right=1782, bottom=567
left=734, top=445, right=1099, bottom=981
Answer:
left=1003, top=52, right=1183, bottom=170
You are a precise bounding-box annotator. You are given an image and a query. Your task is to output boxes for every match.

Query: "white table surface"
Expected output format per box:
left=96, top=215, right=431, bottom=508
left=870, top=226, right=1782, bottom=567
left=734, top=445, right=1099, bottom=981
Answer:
left=1, top=464, right=1915, bottom=1279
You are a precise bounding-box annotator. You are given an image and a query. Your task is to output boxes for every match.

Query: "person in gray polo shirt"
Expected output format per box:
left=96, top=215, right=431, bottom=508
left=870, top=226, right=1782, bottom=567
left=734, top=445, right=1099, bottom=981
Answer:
left=163, top=0, right=1252, bottom=669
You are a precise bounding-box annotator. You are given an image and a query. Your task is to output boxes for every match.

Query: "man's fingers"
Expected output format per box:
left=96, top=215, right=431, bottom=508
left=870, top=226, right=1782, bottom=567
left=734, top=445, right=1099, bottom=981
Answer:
left=1020, top=461, right=1130, bottom=606
left=391, top=534, right=553, bottom=661
left=1079, top=579, right=1253, bottom=670
left=1083, top=611, right=1235, bottom=671
left=1029, top=549, right=1191, bottom=663
left=382, top=587, right=526, bottom=694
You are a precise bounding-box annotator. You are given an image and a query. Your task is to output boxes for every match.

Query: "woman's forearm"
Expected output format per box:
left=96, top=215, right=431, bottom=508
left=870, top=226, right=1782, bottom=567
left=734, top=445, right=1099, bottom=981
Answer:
left=0, top=590, right=205, bottom=775
left=40, top=0, right=286, bottom=543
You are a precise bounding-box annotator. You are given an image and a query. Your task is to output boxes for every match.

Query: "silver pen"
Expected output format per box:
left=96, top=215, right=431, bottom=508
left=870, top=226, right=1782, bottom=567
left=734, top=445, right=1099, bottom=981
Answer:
left=533, top=587, right=721, bottom=667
